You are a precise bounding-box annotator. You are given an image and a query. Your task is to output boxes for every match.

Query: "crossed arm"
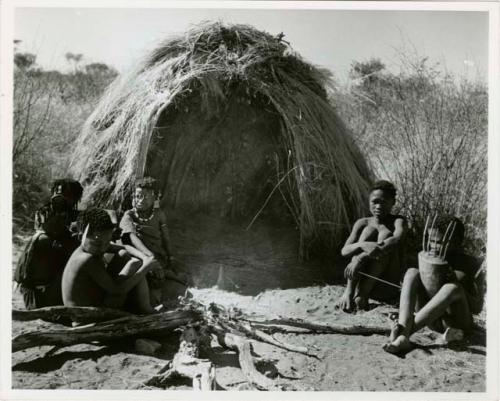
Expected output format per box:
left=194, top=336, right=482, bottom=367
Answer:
left=342, top=217, right=406, bottom=257
left=85, top=257, right=155, bottom=295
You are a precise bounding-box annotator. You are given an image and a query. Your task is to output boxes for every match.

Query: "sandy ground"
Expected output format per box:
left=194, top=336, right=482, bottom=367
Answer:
left=11, top=240, right=486, bottom=392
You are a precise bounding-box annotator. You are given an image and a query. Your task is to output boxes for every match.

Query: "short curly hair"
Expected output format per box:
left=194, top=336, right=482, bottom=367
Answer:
left=370, top=180, right=397, bottom=199
left=135, top=176, right=158, bottom=194
left=51, top=178, right=83, bottom=203
left=78, top=208, right=115, bottom=233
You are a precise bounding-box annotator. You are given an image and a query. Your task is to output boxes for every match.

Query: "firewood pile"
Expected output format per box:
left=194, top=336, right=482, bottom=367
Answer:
left=12, top=291, right=390, bottom=391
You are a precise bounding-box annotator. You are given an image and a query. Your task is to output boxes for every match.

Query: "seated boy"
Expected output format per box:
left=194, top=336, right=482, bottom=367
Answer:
left=336, top=180, right=407, bottom=312
left=383, top=215, right=481, bottom=354
left=15, top=178, right=83, bottom=310
left=62, top=208, right=157, bottom=315
left=119, top=177, right=189, bottom=304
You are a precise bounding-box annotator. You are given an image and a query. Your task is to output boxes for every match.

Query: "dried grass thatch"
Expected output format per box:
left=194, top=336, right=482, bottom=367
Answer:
left=71, top=21, right=373, bottom=255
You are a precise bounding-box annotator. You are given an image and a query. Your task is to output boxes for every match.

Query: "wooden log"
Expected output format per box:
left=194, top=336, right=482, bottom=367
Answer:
left=200, top=302, right=319, bottom=358
left=12, top=309, right=201, bottom=352
left=171, top=326, right=215, bottom=391
left=12, top=306, right=132, bottom=324
left=248, top=318, right=391, bottom=336
left=218, top=320, right=319, bottom=359
left=217, top=331, right=290, bottom=391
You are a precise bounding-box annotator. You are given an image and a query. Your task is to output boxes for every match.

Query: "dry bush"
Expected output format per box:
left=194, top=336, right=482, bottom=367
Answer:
left=335, top=57, right=487, bottom=255
left=12, top=52, right=117, bottom=234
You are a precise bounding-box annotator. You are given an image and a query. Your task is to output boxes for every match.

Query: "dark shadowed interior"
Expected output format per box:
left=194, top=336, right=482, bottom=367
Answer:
left=143, top=87, right=333, bottom=294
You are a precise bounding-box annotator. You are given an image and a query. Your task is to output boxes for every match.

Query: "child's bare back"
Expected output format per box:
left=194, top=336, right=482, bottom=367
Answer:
left=62, top=248, right=107, bottom=307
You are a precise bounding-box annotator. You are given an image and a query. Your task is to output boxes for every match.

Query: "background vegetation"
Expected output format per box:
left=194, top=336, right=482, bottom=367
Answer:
left=12, top=42, right=117, bottom=240
left=12, top=41, right=487, bottom=257
left=334, top=55, right=487, bottom=256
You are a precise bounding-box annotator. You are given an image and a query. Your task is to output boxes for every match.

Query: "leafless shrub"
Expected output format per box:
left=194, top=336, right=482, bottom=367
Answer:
left=336, top=56, right=487, bottom=255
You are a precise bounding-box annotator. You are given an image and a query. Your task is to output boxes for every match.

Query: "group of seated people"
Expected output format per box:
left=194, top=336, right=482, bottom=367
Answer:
left=15, top=176, right=188, bottom=320
left=335, top=180, right=484, bottom=354
left=15, top=177, right=483, bottom=354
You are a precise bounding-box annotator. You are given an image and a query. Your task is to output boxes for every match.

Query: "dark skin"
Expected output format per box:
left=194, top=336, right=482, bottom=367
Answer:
left=383, top=229, right=472, bottom=354
left=336, top=189, right=407, bottom=312
left=62, top=226, right=157, bottom=313
left=124, top=187, right=188, bottom=286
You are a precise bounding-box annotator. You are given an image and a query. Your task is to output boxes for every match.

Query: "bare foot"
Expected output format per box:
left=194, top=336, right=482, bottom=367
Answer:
left=441, top=327, right=464, bottom=343
left=335, top=289, right=355, bottom=313
left=389, top=321, right=405, bottom=343
left=354, top=296, right=369, bottom=311
left=382, top=335, right=412, bottom=355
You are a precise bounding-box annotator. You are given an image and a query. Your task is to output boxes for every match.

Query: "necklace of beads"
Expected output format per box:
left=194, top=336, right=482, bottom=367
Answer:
left=133, top=207, right=155, bottom=223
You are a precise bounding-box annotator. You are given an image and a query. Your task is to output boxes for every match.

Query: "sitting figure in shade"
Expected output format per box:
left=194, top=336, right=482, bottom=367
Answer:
left=119, top=177, right=189, bottom=305
left=14, top=178, right=83, bottom=310
left=383, top=215, right=482, bottom=354
left=336, top=180, right=407, bottom=312
left=62, top=208, right=157, bottom=315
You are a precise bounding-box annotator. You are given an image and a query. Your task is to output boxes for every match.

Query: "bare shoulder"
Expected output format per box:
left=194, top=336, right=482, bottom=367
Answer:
left=393, top=215, right=407, bottom=226
left=353, top=217, right=370, bottom=230
left=122, top=209, right=134, bottom=218
left=68, top=248, right=97, bottom=269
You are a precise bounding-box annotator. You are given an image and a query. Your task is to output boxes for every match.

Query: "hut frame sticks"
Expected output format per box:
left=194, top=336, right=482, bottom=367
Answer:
left=421, top=213, right=457, bottom=260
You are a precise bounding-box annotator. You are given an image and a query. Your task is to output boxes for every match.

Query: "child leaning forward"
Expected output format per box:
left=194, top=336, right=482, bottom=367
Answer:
left=62, top=208, right=157, bottom=317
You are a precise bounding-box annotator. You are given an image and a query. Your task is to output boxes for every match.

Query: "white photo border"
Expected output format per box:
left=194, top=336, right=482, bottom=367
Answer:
left=1, top=1, right=498, bottom=400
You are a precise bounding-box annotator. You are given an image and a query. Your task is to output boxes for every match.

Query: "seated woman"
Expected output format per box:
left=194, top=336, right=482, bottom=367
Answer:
left=62, top=208, right=157, bottom=316
left=14, top=179, right=83, bottom=310
left=383, top=215, right=481, bottom=354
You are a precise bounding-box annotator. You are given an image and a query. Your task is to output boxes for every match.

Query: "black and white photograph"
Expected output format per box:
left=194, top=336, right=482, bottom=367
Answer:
left=1, top=0, right=498, bottom=398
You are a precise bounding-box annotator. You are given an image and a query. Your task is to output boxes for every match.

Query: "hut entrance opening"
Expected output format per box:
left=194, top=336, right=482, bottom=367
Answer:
left=144, top=87, right=327, bottom=294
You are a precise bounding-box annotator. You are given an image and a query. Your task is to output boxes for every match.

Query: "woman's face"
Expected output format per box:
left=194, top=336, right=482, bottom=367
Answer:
left=133, top=187, right=155, bottom=211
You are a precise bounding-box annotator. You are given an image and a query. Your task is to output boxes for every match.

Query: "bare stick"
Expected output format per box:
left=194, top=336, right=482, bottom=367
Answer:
left=439, top=221, right=455, bottom=260
left=357, top=271, right=402, bottom=290
left=427, top=213, right=438, bottom=252
left=442, top=221, right=457, bottom=261
left=245, top=165, right=299, bottom=231
left=245, top=318, right=391, bottom=336
left=217, top=319, right=319, bottom=359
left=422, top=215, right=430, bottom=252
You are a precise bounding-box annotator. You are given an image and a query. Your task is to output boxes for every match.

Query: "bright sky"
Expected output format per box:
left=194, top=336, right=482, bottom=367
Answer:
left=14, top=7, right=489, bottom=83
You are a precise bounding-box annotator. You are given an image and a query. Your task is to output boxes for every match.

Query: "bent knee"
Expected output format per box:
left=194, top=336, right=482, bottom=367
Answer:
left=129, top=258, right=142, bottom=267
left=125, top=258, right=142, bottom=272
left=403, top=268, right=420, bottom=282
left=441, top=282, right=465, bottom=299
left=118, top=258, right=142, bottom=277
left=118, top=249, right=129, bottom=258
